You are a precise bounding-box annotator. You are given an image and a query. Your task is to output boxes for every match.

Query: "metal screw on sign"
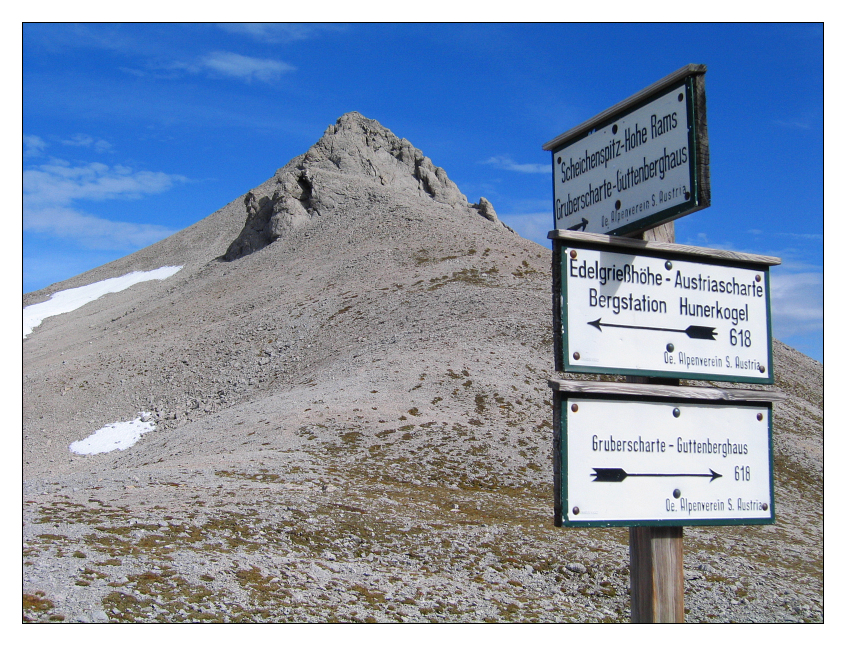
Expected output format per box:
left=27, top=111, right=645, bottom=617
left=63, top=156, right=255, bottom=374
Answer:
left=573, top=352, right=580, bottom=361
left=569, top=249, right=577, bottom=259
left=666, top=343, right=674, bottom=352
left=757, top=413, right=764, bottom=421
left=672, top=408, right=681, bottom=418
left=571, top=403, right=579, bottom=413
left=673, top=489, right=681, bottom=499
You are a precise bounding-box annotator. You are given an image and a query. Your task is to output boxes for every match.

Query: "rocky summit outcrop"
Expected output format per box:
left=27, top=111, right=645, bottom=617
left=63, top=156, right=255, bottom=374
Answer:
left=22, top=113, right=822, bottom=624
left=224, top=112, right=504, bottom=261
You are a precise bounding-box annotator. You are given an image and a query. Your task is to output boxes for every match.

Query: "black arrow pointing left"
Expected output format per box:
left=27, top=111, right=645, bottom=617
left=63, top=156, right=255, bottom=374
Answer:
left=588, top=318, right=717, bottom=340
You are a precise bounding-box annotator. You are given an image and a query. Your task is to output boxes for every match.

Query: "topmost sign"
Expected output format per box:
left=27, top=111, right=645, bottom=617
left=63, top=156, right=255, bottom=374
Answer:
left=543, top=65, right=710, bottom=236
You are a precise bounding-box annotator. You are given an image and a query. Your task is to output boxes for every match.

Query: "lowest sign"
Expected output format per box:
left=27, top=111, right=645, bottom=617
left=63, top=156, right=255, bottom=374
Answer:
left=548, top=381, right=782, bottom=527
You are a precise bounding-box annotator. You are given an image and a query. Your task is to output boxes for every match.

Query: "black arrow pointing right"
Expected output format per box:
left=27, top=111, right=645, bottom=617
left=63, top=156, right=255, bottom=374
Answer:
left=591, top=467, right=723, bottom=482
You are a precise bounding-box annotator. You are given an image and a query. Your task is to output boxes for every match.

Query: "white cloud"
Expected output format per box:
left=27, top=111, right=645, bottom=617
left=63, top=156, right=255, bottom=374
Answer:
left=136, top=50, right=295, bottom=84
left=24, top=160, right=186, bottom=204
left=216, top=23, right=342, bottom=43
left=774, top=231, right=823, bottom=241
left=769, top=271, right=823, bottom=338
left=118, top=66, right=148, bottom=78
left=61, top=134, right=95, bottom=147
left=24, top=204, right=178, bottom=250
left=198, top=51, right=295, bottom=83
left=23, top=158, right=185, bottom=249
left=497, top=212, right=553, bottom=248
left=61, top=134, right=112, bottom=152
left=772, top=119, right=812, bottom=130
left=23, top=135, right=47, bottom=157
left=482, top=155, right=549, bottom=174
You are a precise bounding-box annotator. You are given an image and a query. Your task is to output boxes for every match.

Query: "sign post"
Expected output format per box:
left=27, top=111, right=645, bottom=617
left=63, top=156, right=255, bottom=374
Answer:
left=629, top=525, right=683, bottom=622
left=627, top=224, right=683, bottom=623
left=543, top=65, right=783, bottom=622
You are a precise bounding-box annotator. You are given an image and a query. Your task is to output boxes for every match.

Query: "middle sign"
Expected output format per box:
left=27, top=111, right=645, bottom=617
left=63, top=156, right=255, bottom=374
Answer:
left=551, top=231, right=780, bottom=384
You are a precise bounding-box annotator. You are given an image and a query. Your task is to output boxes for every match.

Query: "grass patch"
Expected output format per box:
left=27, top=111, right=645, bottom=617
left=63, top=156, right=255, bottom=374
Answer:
left=23, top=591, right=54, bottom=621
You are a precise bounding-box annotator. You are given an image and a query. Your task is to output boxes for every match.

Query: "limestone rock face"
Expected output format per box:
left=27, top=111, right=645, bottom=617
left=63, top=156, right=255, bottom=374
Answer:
left=224, top=112, right=493, bottom=261
left=474, top=197, right=499, bottom=222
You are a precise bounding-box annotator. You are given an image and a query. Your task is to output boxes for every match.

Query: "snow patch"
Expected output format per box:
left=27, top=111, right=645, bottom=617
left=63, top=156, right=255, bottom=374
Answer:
left=23, top=266, right=182, bottom=338
left=69, top=413, right=156, bottom=455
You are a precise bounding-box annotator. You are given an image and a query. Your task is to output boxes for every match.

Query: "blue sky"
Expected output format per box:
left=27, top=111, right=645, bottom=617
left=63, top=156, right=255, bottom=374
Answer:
left=22, top=23, right=824, bottom=361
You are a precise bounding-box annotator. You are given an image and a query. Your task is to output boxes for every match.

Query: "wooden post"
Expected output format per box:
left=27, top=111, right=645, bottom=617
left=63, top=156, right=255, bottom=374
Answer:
left=627, top=221, right=685, bottom=623
left=630, top=526, right=684, bottom=622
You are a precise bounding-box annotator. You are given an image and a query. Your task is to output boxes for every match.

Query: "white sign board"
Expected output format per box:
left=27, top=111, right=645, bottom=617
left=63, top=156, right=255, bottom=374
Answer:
left=562, top=397, right=774, bottom=526
left=561, top=246, right=773, bottom=383
left=551, top=82, right=700, bottom=235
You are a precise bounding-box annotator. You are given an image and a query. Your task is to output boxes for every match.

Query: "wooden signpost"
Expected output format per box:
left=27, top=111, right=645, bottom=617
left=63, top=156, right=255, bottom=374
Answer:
left=543, top=65, right=784, bottom=623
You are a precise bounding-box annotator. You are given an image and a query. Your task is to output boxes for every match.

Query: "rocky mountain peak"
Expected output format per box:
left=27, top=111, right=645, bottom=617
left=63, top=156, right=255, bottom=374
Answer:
left=224, top=112, right=501, bottom=261
left=302, top=111, right=468, bottom=204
